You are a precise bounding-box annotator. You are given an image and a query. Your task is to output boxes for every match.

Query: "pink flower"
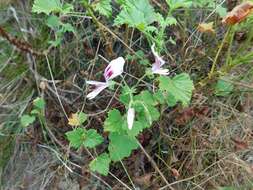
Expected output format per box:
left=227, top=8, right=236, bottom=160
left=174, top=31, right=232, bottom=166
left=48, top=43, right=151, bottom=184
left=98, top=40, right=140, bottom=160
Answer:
left=127, top=108, right=135, bottom=130
left=104, top=57, right=125, bottom=81
left=151, top=44, right=169, bottom=75
left=86, top=57, right=125, bottom=100
left=86, top=81, right=109, bottom=100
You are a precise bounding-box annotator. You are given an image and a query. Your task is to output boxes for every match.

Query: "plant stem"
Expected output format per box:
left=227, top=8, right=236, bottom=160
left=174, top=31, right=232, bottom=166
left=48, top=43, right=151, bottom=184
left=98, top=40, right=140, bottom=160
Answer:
left=209, top=26, right=231, bottom=78
left=120, top=160, right=136, bottom=189
left=225, top=27, right=235, bottom=66
left=137, top=141, right=174, bottom=190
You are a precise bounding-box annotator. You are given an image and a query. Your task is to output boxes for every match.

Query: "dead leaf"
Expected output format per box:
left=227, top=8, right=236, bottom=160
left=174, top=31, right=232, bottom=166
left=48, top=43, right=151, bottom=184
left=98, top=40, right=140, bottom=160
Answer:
left=222, top=1, right=253, bottom=25
left=197, top=22, right=215, bottom=33
left=175, top=106, right=209, bottom=125
left=134, top=173, right=152, bottom=187
left=68, top=113, right=80, bottom=126
left=39, top=81, right=47, bottom=90
left=171, top=168, right=180, bottom=178
left=175, top=107, right=195, bottom=125
left=211, top=127, right=221, bottom=136
left=231, top=137, right=249, bottom=150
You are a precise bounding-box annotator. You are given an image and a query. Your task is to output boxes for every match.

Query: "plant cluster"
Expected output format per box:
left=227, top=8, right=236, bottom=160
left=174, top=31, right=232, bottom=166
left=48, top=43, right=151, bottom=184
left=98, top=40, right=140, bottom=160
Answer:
left=20, top=0, right=253, bottom=179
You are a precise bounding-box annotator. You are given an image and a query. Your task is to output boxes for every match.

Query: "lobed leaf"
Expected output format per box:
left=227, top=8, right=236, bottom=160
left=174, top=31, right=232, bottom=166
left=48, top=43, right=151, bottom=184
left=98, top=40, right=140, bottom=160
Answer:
left=159, top=73, right=194, bottom=107
left=94, top=0, right=112, bottom=18
left=32, top=0, right=62, bottom=15
left=104, top=109, right=124, bottom=132
left=21, top=115, right=36, bottom=127
left=215, top=78, right=234, bottom=97
left=83, top=129, right=104, bottom=148
left=89, top=153, right=111, bottom=176
left=66, top=128, right=103, bottom=149
left=108, top=132, right=139, bottom=161
left=65, top=128, right=85, bottom=149
left=33, top=97, right=46, bottom=110
left=114, top=0, right=157, bottom=31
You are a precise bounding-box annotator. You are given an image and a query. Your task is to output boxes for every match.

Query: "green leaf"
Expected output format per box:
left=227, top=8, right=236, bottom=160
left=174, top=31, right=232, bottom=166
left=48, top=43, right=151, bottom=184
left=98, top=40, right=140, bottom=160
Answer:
left=119, top=86, right=135, bottom=106
left=21, top=115, right=36, bottom=127
left=84, top=129, right=103, bottom=148
left=123, top=120, right=145, bottom=137
left=33, top=97, right=45, bottom=110
left=78, top=112, right=87, bottom=125
left=49, top=38, right=62, bottom=47
left=165, top=16, right=177, bottom=26
left=66, top=128, right=102, bottom=149
left=61, top=23, right=75, bottom=33
left=205, top=1, right=227, bottom=17
left=114, top=0, right=157, bottom=31
left=135, top=103, right=160, bottom=126
left=30, top=109, right=40, bottom=115
left=133, top=90, right=160, bottom=126
left=134, top=90, right=157, bottom=106
left=215, top=6, right=227, bottom=17
left=215, top=78, right=234, bottom=97
left=109, top=132, right=139, bottom=161
left=89, top=153, right=111, bottom=176
left=32, top=0, right=62, bottom=15
left=62, top=3, right=74, bottom=14
left=65, top=128, right=85, bottom=149
left=104, top=109, right=124, bottom=132
left=159, top=73, right=194, bottom=106
left=139, top=59, right=150, bottom=65
left=166, top=92, right=177, bottom=107
left=46, top=15, right=61, bottom=28
left=94, top=0, right=112, bottom=18
left=153, top=90, right=166, bottom=104
left=166, top=0, right=192, bottom=12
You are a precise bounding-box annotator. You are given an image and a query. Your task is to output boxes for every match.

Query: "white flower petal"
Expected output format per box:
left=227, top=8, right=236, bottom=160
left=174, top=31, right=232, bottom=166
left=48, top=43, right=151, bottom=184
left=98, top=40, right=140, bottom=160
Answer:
left=127, top=108, right=135, bottom=130
left=104, top=57, right=125, bottom=81
left=86, top=80, right=107, bottom=85
left=86, top=81, right=109, bottom=100
left=152, top=69, right=170, bottom=75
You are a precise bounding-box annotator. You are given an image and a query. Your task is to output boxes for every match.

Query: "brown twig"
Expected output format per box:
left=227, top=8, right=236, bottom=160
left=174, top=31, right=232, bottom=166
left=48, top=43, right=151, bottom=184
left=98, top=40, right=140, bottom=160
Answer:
left=0, top=26, right=44, bottom=56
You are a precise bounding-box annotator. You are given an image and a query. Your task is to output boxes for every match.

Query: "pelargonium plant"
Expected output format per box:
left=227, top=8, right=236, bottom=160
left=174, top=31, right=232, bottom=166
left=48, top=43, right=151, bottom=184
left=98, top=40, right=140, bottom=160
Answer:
left=66, top=43, right=194, bottom=176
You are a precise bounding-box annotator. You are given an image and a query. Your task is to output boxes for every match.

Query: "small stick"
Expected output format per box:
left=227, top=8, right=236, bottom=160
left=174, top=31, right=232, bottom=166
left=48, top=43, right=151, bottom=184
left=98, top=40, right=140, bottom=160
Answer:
left=137, top=141, right=175, bottom=190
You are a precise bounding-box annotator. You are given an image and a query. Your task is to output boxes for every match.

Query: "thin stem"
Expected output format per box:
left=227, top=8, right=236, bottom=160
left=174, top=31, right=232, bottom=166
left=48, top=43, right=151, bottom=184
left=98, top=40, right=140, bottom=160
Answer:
left=109, top=172, right=132, bottom=190
left=209, top=26, right=231, bottom=78
left=225, top=27, right=235, bottom=66
left=120, top=160, right=136, bottom=189
left=137, top=141, right=174, bottom=190
left=134, top=73, right=148, bottom=88
left=45, top=55, right=68, bottom=118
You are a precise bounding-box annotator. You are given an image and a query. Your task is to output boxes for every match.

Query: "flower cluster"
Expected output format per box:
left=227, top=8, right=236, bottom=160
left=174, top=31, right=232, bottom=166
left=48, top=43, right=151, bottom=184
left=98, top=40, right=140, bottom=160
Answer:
left=86, top=44, right=169, bottom=130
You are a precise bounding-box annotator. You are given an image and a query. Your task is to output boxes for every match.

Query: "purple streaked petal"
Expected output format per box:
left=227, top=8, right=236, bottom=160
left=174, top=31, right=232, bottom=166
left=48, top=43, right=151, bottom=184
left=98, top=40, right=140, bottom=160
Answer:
left=151, top=44, right=165, bottom=67
left=104, top=57, right=125, bottom=81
